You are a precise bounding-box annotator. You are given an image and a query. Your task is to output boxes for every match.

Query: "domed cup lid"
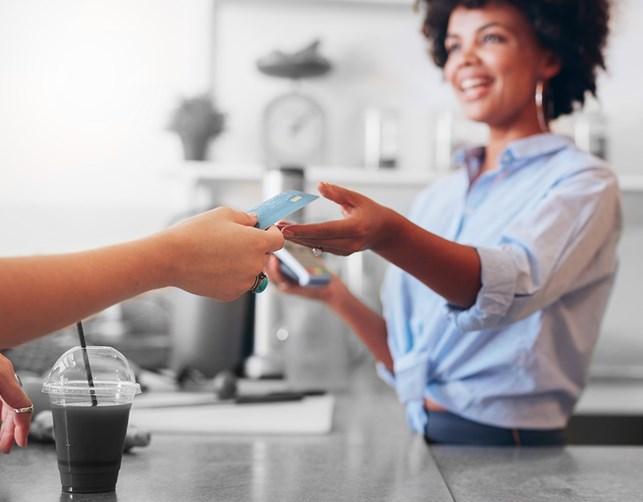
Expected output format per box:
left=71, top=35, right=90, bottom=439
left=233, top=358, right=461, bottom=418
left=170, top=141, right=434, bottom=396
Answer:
left=42, top=346, right=141, bottom=402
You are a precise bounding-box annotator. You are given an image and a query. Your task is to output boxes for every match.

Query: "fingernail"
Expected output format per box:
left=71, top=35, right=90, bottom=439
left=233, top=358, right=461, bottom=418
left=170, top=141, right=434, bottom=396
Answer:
left=248, top=212, right=258, bottom=218
left=282, top=229, right=294, bottom=237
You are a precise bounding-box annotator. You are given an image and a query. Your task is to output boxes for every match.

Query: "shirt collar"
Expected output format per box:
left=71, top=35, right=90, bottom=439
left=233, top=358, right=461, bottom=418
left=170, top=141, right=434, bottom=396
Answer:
left=454, top=133, right=573, bottom=178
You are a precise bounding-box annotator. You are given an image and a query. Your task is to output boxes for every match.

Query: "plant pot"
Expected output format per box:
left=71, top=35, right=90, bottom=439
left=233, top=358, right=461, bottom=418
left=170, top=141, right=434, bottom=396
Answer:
left=180, top=134, right=210, bottom=161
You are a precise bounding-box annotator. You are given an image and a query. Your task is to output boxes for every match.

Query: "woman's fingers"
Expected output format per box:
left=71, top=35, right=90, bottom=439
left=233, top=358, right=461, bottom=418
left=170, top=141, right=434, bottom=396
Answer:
left=317, top=182, right=358, bottom=208
left=13, top=413, right=30, bottom=448
left=278, top=236, right=353, bottom=256
left=0, top=410, right=17, bottom=453
left=281, top=219, right=357, bottom=240
left=0, top=385, right=32, bottom=415
left=0, top=357, right=34, bottom=453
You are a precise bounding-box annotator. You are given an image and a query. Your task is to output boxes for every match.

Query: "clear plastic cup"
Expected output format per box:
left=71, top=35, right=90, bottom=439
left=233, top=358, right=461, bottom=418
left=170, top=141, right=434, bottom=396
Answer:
left=42, top=346, right=141, bottom=493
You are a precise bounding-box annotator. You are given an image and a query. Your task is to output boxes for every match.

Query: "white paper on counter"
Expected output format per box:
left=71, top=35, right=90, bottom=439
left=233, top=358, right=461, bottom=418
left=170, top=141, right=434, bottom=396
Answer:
left=130, top=392, right=334, bottom=435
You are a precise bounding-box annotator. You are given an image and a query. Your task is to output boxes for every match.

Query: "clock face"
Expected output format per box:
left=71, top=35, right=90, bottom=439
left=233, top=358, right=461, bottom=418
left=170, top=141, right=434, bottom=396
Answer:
left=263, top=92, right=325, bottom=166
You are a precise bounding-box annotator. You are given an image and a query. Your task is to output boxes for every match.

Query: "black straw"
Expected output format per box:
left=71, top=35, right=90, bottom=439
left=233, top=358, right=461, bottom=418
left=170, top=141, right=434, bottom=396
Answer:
left=76, top=321, right=98, bottom=407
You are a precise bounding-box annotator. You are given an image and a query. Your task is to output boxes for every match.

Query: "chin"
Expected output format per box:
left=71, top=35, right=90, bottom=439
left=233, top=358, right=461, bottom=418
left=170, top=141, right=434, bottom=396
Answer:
left=457, top=100, right=487, bottom=120
left=460, top=108, right=491, bottom=125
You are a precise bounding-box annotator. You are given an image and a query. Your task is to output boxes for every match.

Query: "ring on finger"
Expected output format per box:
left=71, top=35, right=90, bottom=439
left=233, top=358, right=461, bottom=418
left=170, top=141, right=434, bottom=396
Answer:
left=250, top=272, right=269, bottom=294
left=311, top=247, right=323, bottom=257
left=13, top=404, right=34, bottom=415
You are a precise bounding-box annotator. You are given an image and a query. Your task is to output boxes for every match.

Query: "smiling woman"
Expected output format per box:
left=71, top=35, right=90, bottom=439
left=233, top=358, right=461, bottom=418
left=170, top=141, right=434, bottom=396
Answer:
left=269, top=0, right=621, bottom=446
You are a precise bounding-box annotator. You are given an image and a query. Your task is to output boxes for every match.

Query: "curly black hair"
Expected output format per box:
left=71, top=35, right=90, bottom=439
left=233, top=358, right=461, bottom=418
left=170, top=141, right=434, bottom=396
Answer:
left=420, top=0, right=611, bottom=120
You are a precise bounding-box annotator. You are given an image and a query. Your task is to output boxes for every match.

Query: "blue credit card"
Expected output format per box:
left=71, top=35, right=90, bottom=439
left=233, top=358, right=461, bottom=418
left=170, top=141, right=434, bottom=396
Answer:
left=248, top=190, right=318, bottom=230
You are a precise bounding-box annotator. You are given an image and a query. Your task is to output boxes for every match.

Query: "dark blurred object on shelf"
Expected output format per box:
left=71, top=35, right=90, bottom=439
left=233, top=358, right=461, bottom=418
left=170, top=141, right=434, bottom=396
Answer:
left=169, top=290, right=254, bottom=380
left=166, top=93, right=226, bottom=161
left=213, top=370, right=238, bottom=400
left=257, top=39, right=332, bottom=80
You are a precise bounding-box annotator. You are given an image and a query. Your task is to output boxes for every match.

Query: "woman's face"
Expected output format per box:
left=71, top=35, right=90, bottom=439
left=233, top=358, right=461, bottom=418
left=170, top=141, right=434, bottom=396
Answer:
left=443, top=1, right=559, bottom=133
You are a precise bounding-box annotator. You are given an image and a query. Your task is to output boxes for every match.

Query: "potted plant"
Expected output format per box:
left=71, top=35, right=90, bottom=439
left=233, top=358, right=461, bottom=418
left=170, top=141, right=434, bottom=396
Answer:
left=167, top=93, right=226, bottom=161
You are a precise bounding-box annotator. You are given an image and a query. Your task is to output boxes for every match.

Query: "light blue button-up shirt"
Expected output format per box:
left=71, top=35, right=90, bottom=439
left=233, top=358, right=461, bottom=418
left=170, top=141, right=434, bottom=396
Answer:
left=379, top=133, right=622, bottom=432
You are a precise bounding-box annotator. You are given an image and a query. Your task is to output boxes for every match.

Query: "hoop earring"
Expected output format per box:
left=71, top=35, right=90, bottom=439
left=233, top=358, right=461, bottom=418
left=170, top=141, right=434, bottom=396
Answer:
left=535, top=79, right=548, bottom=132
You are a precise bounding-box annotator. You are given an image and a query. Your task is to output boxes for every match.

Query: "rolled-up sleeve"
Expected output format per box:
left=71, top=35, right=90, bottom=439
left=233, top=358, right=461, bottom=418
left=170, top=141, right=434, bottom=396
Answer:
left=446, top=166, right=621, bottom=332
left=447, top=246, right=517, bottom=332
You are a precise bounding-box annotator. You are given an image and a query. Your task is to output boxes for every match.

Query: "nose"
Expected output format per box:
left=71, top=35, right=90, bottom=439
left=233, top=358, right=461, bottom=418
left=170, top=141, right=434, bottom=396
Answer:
left=456, top=43, right=479, bottom=68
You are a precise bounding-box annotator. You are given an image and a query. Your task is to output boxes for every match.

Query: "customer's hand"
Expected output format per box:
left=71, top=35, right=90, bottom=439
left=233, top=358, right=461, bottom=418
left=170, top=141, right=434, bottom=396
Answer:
left=279, top=182, right=397, bottom=256
left=159, top=207, right=285, bottom=301
left=0, top=354, right=32, bottom=454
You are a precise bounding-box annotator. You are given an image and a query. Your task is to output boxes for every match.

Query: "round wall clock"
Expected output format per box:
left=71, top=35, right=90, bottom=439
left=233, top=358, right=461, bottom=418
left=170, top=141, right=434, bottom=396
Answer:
left=262, top=91, right=326, bottom=167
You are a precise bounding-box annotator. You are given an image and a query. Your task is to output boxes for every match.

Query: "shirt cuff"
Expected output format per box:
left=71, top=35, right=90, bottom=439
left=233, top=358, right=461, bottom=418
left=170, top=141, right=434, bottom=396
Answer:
left=405, top=399, right=428, bottom=434
left=376, top=353, right=431, bottom=403
left=376, top=362, right=396, bottom=387
left=447, top=246, right=517, bottom=331
left=377, top=363, right=428, bottom=435
left=392, top=352, right=431, bottom=403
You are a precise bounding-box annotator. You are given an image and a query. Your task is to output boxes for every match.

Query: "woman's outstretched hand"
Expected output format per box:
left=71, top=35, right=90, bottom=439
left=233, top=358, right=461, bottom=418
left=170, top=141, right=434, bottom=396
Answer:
left=279, top=182, right=398, bottom=256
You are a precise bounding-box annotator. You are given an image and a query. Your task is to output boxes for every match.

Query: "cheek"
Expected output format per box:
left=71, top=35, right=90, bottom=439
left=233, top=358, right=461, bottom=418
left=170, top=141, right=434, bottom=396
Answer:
left=502, top=66, right=537, bottom=97
left=488, top=51, right=536, bottom=87
left=482, top=52, right=510, bottom=75
left=443, top=62, right=456, bottom=87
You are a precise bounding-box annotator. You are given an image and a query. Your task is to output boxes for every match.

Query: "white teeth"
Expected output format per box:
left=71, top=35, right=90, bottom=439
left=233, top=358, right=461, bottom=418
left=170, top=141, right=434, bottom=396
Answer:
left=460, top=77, right=491, bottom=91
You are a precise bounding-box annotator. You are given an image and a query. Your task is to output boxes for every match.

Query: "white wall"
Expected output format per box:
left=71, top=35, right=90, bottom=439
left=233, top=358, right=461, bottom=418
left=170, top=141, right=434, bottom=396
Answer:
left=212, top=0, right=451, bottom=171
left=598, top=0, right=643, bottom=175
left=0, top=0, right=212, bottom=254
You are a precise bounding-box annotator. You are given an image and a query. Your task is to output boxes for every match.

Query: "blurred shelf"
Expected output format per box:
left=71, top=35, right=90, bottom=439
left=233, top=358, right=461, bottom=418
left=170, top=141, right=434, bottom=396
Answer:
left=169, top=162, right=438, bottom=188
left=169, top=163, right=643, bottom=191
left=619, top=175, right=643, bottom=192
left=575, top=378, right=643, bottom=415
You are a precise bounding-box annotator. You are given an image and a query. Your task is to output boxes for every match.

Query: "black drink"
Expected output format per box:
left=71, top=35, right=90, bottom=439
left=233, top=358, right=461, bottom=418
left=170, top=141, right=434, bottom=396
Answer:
left=51, top=402, right=131, bottom=493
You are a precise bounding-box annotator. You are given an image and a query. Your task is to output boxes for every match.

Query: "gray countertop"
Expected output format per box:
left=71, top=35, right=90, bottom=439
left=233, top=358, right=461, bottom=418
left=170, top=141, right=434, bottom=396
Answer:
left=2, top=371, right=643, bottom=501
left=0, top=378, right=452, bottom=502
left=431, top=445, right=643, bottom=502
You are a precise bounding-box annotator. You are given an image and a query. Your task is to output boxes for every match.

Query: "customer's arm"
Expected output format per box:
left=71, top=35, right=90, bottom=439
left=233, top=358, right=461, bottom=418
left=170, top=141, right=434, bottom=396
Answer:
left=0, top=207, right=284, bottom=347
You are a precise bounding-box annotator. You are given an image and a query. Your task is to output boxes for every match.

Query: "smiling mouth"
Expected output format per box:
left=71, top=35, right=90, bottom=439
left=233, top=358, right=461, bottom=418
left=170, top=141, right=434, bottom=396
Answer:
left=459, top=77, right=493, bottom=92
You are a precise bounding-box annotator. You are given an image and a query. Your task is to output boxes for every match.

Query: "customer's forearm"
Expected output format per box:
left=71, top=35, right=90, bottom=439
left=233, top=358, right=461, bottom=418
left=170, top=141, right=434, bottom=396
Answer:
left=0, top=237, right=165, bottom=347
